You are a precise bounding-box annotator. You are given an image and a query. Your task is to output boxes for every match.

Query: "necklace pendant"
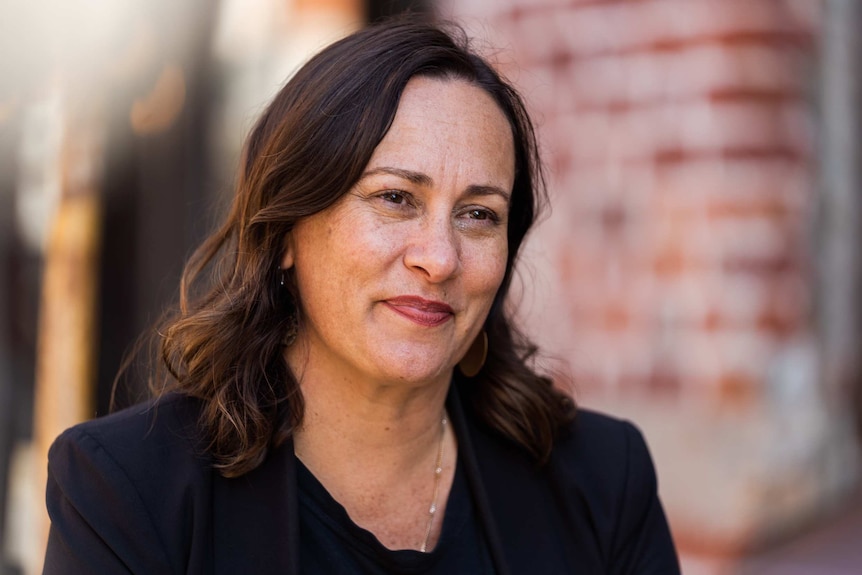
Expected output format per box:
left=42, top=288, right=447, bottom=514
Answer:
left=420, top=413, right=447, bottom=553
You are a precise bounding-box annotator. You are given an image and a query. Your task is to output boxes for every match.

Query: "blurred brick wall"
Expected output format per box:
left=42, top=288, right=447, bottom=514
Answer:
left=443, top=0, right=859, bottom=569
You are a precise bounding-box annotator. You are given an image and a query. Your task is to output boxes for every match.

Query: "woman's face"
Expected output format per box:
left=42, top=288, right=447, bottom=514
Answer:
left=282, top=76, right=515, bottom=388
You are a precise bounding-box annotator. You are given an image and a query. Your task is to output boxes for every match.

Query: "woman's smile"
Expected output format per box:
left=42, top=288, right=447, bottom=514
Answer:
left=382, top=296, right=455, bottom=327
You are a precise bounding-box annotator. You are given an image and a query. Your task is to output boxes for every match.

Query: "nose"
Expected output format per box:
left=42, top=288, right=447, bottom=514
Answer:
left=403, top=217, right=461, bottom=282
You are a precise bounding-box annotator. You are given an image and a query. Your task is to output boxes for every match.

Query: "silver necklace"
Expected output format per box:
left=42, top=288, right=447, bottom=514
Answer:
left=420, top=414, right=447, bottom=552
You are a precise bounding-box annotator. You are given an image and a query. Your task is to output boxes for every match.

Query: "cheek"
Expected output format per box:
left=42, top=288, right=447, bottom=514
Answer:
left=464, top=241, right=508, bottom=299
left=297, top=215, right=397, bottom=297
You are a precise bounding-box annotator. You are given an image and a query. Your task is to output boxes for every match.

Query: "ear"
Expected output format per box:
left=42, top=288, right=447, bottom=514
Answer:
left=281, top=232, right=295, bottom=270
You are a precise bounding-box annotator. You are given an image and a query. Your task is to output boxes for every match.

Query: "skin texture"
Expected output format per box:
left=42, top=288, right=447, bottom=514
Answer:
left=282, top=76, right=516, bottom=551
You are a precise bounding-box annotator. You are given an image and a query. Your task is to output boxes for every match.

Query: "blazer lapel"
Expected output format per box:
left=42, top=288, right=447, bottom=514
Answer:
left=448, top=384, right=578, bottom=575
left=212, top=439, right=299, bottom=575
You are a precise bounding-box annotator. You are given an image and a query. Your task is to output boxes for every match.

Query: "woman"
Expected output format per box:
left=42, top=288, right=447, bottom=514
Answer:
left=44, top=18, right=680, bottom=574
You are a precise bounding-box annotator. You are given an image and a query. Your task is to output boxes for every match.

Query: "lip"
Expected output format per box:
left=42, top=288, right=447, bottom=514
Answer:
left=383, top=296, right=454, bottom=327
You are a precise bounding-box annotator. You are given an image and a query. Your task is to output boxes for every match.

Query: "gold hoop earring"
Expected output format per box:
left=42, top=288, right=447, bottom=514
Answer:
left=458, top=331, right=488, bottom=377
left=282, top=311, right=298, bottom=347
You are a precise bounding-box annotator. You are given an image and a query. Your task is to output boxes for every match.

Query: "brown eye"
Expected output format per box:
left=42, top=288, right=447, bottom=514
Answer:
left=457, top=205, right=502, bottom=227
left=382, top=191, right=406, bottom=204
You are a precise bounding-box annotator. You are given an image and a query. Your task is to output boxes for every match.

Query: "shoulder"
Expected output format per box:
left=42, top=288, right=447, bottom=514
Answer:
left=549, top=409, right=680, bottom=573
left=556, top=408, right=652, bottom=476
left=49, top=392, right=208, bottom=478
left=48, top=392, right=212, bottom=508
left=48, top=392, right=212, bottom=505
left=551, top=408, right=657, bottom=518
left=45, top=393, right=213, bottom=573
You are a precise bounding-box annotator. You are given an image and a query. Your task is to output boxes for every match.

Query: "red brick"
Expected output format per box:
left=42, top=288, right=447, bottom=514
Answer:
left=656, top=269, right=713, bottom=311
left=715, top=216, right=799, bottom=265
left=552, top=3, right=640, bottom=59
left=716, top=371, right=760, bottom=408
left=545, top=111, right=610, bottom=163
left=706, top=199, right=794, bottom=220
left=755, top=308, right=796, bottom=336
left=702, top=309, right=725, bottom=332
left=653, top=243, right=689, bottom=277
left=561, top=43, right=807, bottom=110
left=714, top=330, right=777, bottom=381
left=655, top=158, right=810, bottom=201
left=681, top=100, right=808, bottom=154
left=653, top=330, right=723, bottom=382
left=509, top=8, right=566, bottom=64
left=549, top=99, right=810, bottom=165
left=723, top=254, right=796, bottom=277
left=554, top=0, right=811, bottom=58
left=646, top=360, right=685, bottom=395
left=713, top=274, right=773, bottom=327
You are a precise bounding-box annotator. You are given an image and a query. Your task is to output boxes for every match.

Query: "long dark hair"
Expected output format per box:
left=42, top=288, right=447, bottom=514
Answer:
left=151, top=17, right=575, bottom=477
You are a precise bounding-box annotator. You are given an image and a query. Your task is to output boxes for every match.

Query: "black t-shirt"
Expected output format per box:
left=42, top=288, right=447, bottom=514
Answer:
left=297, top=456, right=495, bottom=574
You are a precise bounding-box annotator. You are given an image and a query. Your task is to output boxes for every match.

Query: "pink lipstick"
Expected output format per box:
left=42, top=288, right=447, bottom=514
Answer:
left=383, top=296, right=454, bottom=327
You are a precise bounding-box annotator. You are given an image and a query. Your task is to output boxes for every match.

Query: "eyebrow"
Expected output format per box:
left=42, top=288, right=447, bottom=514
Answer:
left=361, top=166, right=511, bottom=202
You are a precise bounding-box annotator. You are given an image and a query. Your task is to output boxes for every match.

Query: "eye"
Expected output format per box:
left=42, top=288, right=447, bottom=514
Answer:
left=463, top=207, right=500, bottom=224
left=380, top=191, right=407, bottom=204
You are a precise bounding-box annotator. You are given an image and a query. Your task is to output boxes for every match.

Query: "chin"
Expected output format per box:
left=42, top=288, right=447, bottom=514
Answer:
left=377, top=360, right=453, bottom=386
left=366, top=342, right=457, bottom=383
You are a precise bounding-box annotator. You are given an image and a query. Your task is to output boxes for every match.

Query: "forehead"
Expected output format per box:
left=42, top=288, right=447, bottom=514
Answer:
left=365, top=76, right=516, bottom=187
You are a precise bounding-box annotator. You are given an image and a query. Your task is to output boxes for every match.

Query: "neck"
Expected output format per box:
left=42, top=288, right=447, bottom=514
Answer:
left=285, top=342, right=458, bottom=552
left=286, top=342, right=451, bottom=474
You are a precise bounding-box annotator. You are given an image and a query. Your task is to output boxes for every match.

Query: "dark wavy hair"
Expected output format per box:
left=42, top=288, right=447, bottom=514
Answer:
left=150, top=17, right=575, bottom=477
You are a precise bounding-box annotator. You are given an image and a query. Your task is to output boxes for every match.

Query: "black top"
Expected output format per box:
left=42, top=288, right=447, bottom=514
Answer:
left=44, top=380, right=681, bottom=574
left=297, top=457, right=495, bottom=574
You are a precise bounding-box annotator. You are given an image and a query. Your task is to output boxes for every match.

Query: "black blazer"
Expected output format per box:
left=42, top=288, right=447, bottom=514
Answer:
left=44, top=385, right=680, bottom=574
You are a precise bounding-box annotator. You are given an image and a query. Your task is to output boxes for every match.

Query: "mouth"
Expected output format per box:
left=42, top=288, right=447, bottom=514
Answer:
left=383, top=296, right=454, bottom=327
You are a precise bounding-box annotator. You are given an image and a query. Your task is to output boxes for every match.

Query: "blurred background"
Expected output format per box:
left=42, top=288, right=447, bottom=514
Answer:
left=1, top=0, right=859, bottom=573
